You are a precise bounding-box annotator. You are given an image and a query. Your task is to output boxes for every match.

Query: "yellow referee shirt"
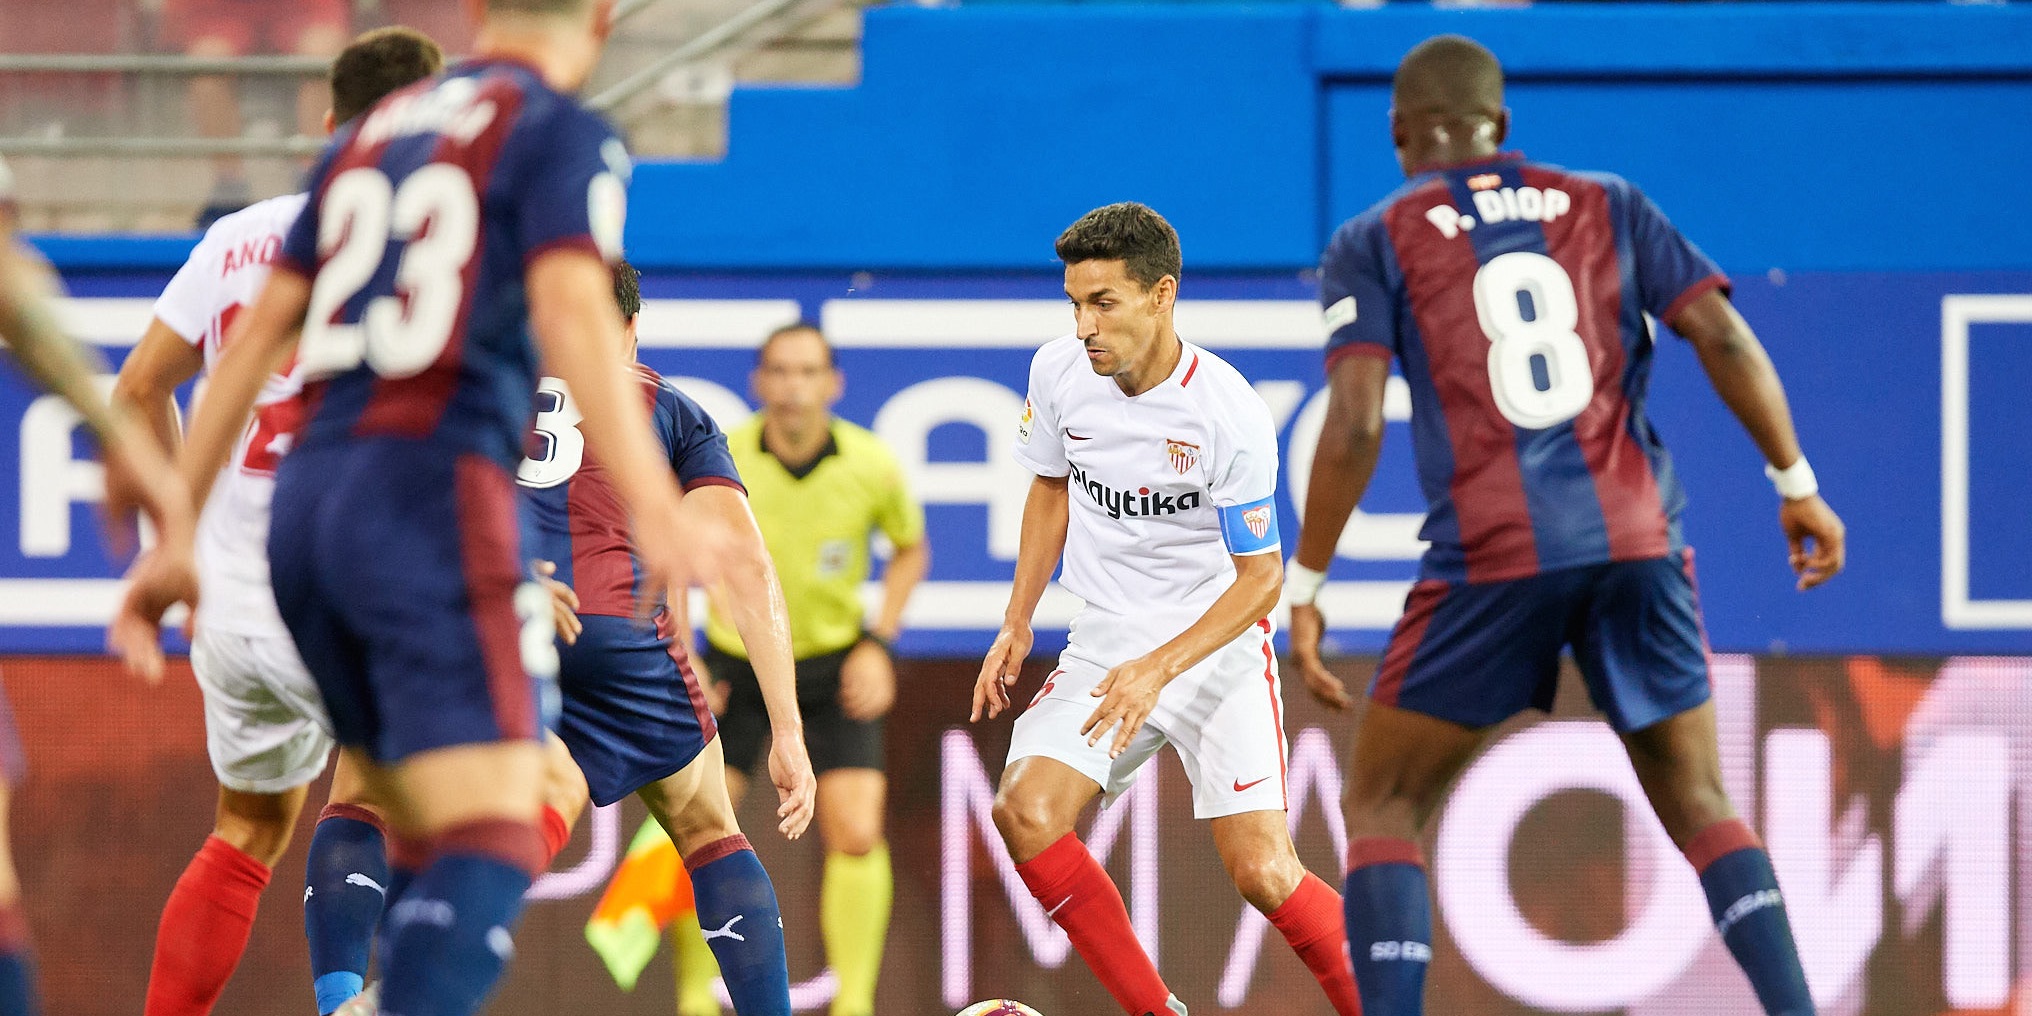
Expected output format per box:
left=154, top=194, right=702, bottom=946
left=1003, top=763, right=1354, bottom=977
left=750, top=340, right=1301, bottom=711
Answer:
left=705, top=417, right=926, bottom=661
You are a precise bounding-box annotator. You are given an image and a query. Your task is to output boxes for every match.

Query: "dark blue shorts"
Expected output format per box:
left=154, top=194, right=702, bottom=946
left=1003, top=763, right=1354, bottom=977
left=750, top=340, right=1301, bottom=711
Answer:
left=554, top=613, right=717, bottom=808
left=1372, top=549, right=1712, bottom=733
left=269, top=440, right=541, bottom=763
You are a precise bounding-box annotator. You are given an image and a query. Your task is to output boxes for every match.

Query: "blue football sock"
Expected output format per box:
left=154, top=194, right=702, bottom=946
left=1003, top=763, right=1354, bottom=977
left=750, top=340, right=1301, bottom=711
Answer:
left=688, top=836, right=791, bottom=1016
left=377, top=822, right=540, bottom=1016
left=0, top=952, right=37, bottom=1016
left=0, top=906, right=38, bottom=1016
left=1342, top=838, right=1432, bottom=1016
left=1690, top=821, right=1815, bottom=1016
left=305, top=807, right=391, bottom=1014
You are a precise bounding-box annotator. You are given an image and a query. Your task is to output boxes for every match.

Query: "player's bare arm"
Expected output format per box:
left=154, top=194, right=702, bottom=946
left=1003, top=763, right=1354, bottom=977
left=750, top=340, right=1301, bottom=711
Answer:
left=526, top=249, right=740, bottom=601
left=973, top=473, right=1068, bottom=722
left=870, top=537, right=928, bottom=643
left=840, top=536, right=926, bottom=721
left=110, top=317, right=204, bottom=457
left=108, top=267, right=307, bottom=678
left=1288, top=352, right=1391, bottom=710
left=686, top=484, right=816, bottom=839
left=1083, top=549, right=1282, bottom=758
left=1672, top=288, right=1846, bottom=590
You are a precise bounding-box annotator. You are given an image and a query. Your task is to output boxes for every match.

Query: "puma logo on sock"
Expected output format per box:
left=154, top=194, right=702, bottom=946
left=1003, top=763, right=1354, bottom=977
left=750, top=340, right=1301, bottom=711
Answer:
left=703, top=915, right=747, bottom=943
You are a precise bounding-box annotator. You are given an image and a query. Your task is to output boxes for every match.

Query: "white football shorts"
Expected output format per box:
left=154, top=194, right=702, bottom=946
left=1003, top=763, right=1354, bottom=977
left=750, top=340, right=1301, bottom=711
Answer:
left=190, top=626, right=335, bottom=794
left=1007, top=617, right=1288, bottom=819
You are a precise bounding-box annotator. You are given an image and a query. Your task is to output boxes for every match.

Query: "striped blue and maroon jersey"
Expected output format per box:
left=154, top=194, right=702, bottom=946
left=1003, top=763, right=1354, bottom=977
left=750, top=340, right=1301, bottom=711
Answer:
left=1320, top=154, right=1728, bottom=584
left=518, top=364, right=744, bottom=619
left=279, top=59, right=631, bottom=473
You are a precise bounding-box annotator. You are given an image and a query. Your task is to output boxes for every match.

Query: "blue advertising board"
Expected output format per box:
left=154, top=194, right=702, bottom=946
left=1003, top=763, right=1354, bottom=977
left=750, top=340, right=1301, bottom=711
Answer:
left=8, top=267, right=2030, bottom=656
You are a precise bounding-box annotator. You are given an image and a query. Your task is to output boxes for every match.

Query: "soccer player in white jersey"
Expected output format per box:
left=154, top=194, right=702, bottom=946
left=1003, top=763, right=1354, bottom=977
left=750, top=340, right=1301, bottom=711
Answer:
left=970, top=203, right=1359, bottom=1016
left=108, top=29, right=443, bottom=1016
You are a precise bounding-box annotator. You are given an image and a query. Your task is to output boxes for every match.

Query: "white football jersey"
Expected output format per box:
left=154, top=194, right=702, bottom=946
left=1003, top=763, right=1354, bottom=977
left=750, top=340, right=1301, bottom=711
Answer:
left=152, top=192, right=309, bottom=638
left=1014, top=334, right=1282, bottom=661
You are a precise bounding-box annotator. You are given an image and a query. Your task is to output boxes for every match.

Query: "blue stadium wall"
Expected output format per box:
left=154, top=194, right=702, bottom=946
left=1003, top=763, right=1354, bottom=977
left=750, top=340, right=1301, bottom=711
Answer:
left=18, top=2, right=2032, bottom=656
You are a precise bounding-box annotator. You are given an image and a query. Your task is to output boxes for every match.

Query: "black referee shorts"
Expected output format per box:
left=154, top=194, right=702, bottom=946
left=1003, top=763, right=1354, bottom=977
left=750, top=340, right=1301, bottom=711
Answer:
left=707, top=640, right=886, bottom=775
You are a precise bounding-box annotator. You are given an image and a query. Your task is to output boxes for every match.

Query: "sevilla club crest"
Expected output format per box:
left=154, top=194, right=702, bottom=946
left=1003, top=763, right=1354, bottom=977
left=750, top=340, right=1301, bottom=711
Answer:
left=1242, top=505, right=1273, bottom=540
left=1165, top=438, right=1200, bottom=475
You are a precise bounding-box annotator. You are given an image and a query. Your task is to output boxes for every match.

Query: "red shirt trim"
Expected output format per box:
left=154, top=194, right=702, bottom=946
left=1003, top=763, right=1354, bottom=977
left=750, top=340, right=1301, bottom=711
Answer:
left=1325, top=342, right=1393, bottom=371
left=683, top=476, right=747, bottom=495
left=1661, top=273, right=1732, bottom=328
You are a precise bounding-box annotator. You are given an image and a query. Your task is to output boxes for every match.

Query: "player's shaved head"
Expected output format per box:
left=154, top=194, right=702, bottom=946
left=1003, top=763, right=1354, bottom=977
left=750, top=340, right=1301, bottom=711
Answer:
left=330, top=27, right=444, bottom=126
left=1389, top=35, right=1508, bottom=176
left=1393, top=34, right=1503, bottom=118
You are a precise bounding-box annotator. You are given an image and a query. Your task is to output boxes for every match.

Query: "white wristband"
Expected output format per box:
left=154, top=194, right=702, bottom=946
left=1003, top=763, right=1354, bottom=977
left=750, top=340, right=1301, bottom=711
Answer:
left=1285, top=559, right=1328, bottom=607
left=1765, top=456, right=1819, bottom=500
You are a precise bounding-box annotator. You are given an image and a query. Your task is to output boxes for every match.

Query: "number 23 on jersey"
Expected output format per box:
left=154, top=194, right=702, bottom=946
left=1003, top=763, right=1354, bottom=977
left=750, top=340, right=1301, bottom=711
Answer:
left=299, top=164, right=479, bottom=380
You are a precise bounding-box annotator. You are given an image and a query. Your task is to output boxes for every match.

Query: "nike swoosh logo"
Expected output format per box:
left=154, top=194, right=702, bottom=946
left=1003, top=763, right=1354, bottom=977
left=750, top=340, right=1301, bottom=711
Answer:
left=1233, top=776, right=1272, bottom=792
left=1045, top=896, right=1073, bottom=918
left=1066, top=431, right=1092, bottom=440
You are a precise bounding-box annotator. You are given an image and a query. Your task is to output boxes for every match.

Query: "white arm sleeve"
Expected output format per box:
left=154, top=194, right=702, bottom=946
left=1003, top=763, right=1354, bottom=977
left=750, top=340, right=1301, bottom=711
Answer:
left=1011, top=341, right=1070, bottom=478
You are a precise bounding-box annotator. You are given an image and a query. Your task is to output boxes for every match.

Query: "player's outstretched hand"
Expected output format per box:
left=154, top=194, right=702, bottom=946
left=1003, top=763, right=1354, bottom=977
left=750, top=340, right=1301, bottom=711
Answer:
left=108, top=544, right=200, bottom=684
left=839, top=638, right=896, bottom=721
left=1288, top=603, right=1353, bottom=710
left=1084, top=656, right=1167, bottom=760
left=1779, top=494, right=1846, bottom=591
left=532, top=560, right=581, bottom=646
left=972, top=622, right=1034, bottom=722
left=767, top=730, right=816, bottom=840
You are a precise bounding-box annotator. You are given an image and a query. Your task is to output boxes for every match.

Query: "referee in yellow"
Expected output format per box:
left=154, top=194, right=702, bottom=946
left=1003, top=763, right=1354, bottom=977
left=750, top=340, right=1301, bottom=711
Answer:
left=693, top=322, right=928, bottom=1016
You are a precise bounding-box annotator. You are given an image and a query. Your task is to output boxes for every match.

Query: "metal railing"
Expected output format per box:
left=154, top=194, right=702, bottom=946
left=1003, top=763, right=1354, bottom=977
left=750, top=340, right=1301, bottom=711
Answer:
left=590, top=0, right=814, bottom=112
left=0, top=54, right=327, bottom=75
left=0, top=0, right=834, bottom=158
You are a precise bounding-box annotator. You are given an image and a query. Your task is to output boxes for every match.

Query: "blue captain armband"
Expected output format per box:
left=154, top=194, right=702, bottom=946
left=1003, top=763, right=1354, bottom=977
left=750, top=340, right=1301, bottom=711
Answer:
left=1217, top=495, right=1282, bottom=556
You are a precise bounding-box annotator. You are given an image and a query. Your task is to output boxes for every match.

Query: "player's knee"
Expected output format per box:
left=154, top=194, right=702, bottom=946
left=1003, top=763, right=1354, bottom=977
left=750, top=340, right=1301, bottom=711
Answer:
left=1653, top=780, right=1736, bottom=845
left=214, top=804, right=298, bottom=867
left=1343, top=783, right=1429, bottom=840
left=542, top=743, right=591, bottom=828
left=991, top=792, right=1069, bottom=859
left=1222, top=842, right=1304, bottom=912
left=823, top=816, right=884, bottom=857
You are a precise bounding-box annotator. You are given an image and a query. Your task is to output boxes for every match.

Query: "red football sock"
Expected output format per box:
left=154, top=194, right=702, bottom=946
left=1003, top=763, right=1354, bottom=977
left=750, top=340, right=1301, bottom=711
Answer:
left=144, top=836, right=272, bottom=1016
left=539, top=804, right=571, bottom=867
left=1267, top=872, right=1362, bottom=1015
left=1015, top=833, right=1171, bottom=1016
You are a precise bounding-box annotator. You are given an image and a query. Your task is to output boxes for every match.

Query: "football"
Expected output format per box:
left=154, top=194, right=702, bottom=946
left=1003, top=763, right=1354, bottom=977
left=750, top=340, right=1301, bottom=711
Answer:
left=955, top=1001, right=1046, bottom=1016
